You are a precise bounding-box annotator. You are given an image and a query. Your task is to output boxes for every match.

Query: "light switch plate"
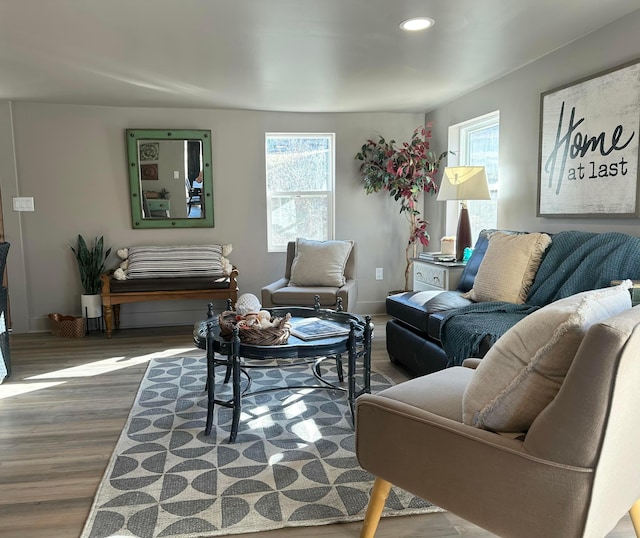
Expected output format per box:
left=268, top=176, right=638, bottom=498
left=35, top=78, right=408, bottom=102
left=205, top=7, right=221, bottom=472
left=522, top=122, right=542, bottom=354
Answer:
left=13, top=197, right=35, bottom=211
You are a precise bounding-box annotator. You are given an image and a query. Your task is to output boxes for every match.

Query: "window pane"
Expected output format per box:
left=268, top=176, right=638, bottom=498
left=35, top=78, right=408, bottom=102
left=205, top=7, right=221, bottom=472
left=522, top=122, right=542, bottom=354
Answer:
left=269, top=195, right=329, bottom=250
left=465, top=123, right=499, bottom=243
left=467, top=124, right=499, bottom=187
left=266, top=133, right=334, bottom=252
left=468, top=198, right=498, bottom=241
left=266, top=137, right=331, bottom=192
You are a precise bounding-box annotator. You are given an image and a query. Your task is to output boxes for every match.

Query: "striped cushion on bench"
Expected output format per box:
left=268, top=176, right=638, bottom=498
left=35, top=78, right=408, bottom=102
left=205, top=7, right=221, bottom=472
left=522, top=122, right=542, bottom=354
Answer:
left=127, top=245, right=224, bottom=279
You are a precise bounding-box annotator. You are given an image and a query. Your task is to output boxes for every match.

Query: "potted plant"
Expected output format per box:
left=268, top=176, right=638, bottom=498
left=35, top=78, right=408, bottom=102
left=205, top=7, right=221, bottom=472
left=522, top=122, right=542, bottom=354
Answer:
left=71, top=235, right=111, bottom=318
left=355, top=124, right=448, bottom=291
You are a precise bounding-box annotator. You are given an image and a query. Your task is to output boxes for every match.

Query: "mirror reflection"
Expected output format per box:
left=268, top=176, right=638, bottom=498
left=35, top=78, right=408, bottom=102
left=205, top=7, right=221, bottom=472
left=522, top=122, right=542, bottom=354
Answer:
left=138, top=139, right=203, bottom=219
left=126, top=129, right=214, bottom=229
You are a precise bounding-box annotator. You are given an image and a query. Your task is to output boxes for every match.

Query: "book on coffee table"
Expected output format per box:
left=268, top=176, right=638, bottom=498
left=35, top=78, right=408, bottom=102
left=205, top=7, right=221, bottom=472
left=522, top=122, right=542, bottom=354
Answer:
left=290, top=317, right=350, bottom=340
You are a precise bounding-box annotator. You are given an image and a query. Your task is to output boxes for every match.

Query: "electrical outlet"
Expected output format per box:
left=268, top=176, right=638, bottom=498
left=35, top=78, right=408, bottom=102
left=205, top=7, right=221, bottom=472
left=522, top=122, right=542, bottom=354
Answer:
left=13, top=197, right=35, bottom=211
left=173, top=170, right=180, bottom=179
left=375, top=267, right=383, bottom=280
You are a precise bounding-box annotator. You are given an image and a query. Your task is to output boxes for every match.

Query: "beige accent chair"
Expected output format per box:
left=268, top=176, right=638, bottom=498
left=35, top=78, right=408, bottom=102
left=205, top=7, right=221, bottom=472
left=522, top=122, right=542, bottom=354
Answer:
left=261, top=241, right=357, bottom=312
left=356, top=306, right=640, bottom=538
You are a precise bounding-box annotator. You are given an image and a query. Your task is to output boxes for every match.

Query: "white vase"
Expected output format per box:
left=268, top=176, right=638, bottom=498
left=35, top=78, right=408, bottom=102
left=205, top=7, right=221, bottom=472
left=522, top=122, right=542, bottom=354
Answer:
left=81, top=294, right=102, bottom=319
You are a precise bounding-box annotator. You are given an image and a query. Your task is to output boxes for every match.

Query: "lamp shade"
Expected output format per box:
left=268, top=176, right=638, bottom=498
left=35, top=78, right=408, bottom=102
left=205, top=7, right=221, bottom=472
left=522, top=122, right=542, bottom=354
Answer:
left=437, top=166, right=491, bottom=201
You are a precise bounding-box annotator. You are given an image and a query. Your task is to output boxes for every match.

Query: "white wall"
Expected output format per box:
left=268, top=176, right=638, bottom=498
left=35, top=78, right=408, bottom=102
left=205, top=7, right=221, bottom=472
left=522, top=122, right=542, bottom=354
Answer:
left=0, top=105, right=423, bottom=332
left=0, top=102, right=29, bottom=333
left=425, top=10, right=640, bottom=244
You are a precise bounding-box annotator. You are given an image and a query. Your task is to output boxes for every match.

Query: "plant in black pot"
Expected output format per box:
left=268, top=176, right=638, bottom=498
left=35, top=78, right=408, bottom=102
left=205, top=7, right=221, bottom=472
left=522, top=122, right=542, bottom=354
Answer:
left=71, top=235, right=111, bottom=318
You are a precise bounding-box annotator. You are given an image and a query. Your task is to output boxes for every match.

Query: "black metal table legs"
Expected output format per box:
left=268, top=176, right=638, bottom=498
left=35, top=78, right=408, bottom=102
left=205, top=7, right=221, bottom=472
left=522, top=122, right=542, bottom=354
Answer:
left=347, top=316, right=373, bottom=422
left=229, top=329, right=242, bottom=443
left=200, top=312, right=373, bottom=444
left=204, top=323, right=242, bottom=441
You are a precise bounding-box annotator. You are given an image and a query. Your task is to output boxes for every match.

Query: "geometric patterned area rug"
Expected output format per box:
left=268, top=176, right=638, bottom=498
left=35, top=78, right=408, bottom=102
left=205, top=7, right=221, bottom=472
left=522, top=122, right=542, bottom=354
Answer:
left=81, top=355, right=442, bottom=538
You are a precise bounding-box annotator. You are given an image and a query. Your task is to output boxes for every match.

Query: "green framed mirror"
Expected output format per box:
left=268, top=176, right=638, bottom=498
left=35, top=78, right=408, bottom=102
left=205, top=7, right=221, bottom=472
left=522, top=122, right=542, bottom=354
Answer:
left=126, top=129, right=214, bottom=228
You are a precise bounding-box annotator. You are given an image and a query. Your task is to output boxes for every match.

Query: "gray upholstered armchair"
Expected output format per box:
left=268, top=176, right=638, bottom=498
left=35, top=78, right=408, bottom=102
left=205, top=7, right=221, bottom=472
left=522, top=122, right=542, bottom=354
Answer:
left=261, top=239, right=357, bottom=312
left=357, top=292, right=640, bottom=538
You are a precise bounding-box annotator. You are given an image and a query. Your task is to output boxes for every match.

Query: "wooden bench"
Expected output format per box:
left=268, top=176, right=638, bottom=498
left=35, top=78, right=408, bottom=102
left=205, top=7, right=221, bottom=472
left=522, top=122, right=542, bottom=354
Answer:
left=100, top=268, right=238, bottom=338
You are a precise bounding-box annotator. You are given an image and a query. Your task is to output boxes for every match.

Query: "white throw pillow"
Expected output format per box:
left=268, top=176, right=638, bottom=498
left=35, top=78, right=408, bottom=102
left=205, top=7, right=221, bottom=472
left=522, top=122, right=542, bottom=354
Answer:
left=463, top=232, right=552, bottom=304
left=462, top=281, right=632, bottom=432
left=289, top=239, right=353, bottom=287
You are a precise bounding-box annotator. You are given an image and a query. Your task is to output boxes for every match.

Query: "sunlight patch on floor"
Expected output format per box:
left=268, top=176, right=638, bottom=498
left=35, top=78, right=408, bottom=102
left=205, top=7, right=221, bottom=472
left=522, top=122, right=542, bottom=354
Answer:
left=26, top=347, right=197, bottom=380
left=1, top=348, right=202, bottom=399
left=291, top=418, right=322, bottom=443
left=284, top=400, right=308, bottom=420
left=0, top=381, right=66, bottom=399
left=246, top=414, right=275, bottom=429
left=268, top=452, right=284, bottom=465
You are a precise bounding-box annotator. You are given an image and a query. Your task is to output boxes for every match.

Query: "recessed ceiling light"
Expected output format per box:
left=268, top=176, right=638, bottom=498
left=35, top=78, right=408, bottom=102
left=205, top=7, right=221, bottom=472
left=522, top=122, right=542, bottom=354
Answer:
left=399, top=17, right=435, bottom=31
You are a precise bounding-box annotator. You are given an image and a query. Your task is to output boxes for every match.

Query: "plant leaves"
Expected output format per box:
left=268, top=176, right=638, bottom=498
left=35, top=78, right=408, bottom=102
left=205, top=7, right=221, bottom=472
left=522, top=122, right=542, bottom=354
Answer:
left=354, top=124, right=450, bottom=288
left=70, top=235, right=111, bottom=294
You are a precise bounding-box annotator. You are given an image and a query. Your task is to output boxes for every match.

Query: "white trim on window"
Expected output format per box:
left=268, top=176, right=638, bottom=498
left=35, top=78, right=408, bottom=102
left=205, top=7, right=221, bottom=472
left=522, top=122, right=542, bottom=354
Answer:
left=265, top=133, right=336, bottom=252
left=446, top=111, right=500, bottom=241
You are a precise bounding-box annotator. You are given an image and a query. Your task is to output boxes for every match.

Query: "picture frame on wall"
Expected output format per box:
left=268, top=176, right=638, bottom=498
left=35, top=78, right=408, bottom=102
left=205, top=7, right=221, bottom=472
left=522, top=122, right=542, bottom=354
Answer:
left=140, top=163, right=158, bottom=181
left=537, top=58, right=640, bottom=217
left=139, top=142, right=159, bottom=161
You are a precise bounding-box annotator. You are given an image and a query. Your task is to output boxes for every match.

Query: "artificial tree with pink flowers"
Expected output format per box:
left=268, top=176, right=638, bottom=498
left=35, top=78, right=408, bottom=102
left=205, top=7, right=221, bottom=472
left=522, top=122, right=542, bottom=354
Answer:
left=356, top=125, right=448, bottom=291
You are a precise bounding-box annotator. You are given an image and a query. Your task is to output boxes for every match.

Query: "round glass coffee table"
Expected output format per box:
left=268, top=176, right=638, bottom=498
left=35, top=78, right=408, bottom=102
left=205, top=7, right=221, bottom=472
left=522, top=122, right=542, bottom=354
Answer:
left=193, top=303, right=373, bottom=443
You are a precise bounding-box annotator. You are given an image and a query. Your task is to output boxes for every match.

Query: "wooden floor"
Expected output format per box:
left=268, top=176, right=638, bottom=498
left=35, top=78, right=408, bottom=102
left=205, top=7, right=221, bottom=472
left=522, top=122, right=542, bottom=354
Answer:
left=0, top=316, right=636, bottom=538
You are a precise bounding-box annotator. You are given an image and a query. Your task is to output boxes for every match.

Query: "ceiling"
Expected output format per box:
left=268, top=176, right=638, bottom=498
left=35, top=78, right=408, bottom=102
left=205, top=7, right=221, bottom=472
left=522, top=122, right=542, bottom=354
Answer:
left=1, top=0, right=638, bottom=113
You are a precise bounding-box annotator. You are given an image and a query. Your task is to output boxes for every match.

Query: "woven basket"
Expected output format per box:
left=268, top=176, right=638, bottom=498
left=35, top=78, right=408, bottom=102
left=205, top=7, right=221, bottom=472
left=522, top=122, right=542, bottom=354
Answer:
left=218, top=310, right=291, bottom=345
left=48, top=313, right=86, bottom=338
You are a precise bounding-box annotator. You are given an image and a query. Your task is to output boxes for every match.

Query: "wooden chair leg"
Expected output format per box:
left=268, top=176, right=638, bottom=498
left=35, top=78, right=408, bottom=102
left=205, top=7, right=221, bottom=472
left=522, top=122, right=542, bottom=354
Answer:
left=629, top=498, right=640, bottom=537
left=103, top=305, right=113, bottom=338
left=361, top=477, right=392, bottom=538
left=114, top=304, right=121, bottom=329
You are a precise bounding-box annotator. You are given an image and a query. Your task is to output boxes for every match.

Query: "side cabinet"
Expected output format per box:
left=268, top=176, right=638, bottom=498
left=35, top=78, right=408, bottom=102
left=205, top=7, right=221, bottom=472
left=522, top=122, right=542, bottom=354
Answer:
left=412, top=259, right=464, bottom=292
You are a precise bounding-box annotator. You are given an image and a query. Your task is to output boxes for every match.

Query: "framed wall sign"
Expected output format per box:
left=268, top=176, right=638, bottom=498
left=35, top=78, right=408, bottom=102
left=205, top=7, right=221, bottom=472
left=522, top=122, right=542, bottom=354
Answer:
left=537, top=58, right=640, bottom=217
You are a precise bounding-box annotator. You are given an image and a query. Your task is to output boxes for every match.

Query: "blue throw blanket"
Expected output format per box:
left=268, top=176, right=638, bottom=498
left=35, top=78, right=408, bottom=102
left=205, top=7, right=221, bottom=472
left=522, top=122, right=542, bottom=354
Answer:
left=440, top=230, right=640, bottom=366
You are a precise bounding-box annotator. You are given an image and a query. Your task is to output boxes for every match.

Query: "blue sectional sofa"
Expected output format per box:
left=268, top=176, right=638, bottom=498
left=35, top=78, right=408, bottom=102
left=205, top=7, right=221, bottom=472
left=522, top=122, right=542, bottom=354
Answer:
left=386, top=229, right=640, bottom=377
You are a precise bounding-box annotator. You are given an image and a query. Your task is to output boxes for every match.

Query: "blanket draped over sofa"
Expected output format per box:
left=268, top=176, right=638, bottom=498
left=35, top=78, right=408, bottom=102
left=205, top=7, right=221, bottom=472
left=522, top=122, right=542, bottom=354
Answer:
left=441, top=230, right=640, bottom=365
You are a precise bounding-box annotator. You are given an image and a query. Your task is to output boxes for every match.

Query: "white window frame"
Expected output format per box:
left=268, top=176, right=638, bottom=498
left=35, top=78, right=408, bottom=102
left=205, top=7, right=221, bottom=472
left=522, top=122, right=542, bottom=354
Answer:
left=265, top=133, right=336, bottom=252
left=445, top=111, right=500, bottom=241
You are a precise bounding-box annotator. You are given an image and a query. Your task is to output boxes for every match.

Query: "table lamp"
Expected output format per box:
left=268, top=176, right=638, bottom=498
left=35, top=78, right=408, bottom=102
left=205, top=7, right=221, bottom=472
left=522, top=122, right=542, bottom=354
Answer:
left=437, top=166, right=491, bottom=261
